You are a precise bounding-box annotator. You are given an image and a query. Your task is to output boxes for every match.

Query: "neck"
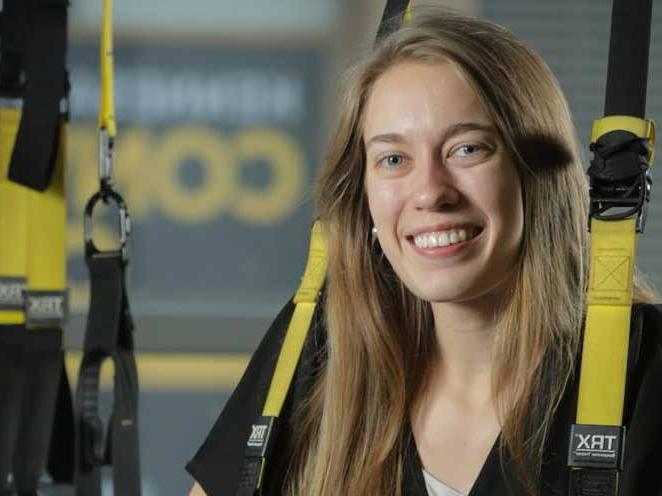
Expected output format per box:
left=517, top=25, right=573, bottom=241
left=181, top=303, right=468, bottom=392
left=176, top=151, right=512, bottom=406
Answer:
left=427, top=293, right=504, bottom=404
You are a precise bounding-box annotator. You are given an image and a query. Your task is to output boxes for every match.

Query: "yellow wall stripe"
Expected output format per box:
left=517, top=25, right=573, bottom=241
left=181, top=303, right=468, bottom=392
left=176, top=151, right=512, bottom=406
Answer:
left=64, top=352, right=250, bottom=391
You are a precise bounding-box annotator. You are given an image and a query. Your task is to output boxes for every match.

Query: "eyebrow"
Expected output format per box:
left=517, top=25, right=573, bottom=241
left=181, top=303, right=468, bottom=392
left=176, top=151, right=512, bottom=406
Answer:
left=364, top=122, right=497, bottom=149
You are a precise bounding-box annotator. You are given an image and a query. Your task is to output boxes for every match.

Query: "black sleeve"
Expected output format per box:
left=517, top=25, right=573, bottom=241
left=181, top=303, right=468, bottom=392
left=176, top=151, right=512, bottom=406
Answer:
left=185, top=300, right=295, bottom=495
left=186, top=297, right=327, bottom=496
left=620, top=304, right=662, bottom=495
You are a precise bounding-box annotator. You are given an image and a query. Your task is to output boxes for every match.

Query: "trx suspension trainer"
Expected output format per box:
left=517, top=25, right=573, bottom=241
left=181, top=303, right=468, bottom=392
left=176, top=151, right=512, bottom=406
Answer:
left=568, top=0, right=655, bottom=495
left=0, top=0, right=73, bottom=493
left=74, top=0, right=141, bottom=494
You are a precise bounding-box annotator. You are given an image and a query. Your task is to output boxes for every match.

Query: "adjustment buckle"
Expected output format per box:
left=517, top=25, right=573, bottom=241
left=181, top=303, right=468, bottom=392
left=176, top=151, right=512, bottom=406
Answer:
left=588, top=129, right=652, bottom=232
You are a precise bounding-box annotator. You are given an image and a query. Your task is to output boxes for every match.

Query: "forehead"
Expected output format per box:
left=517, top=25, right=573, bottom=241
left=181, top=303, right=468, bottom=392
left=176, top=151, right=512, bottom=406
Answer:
left=362, top=60, right=490, bottom=140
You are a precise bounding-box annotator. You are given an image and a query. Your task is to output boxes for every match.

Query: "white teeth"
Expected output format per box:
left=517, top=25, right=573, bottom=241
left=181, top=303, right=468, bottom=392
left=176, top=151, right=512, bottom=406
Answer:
left=412, top=228, right=474, bottom=249
left=438, top=232, right=450, bottom=247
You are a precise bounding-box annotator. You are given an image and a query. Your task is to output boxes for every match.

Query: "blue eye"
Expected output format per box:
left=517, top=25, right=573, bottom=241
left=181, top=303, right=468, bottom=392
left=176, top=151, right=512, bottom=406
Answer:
left=379, top=154, right=404, bottom=167
left=456, top=144, right=481, bottom=156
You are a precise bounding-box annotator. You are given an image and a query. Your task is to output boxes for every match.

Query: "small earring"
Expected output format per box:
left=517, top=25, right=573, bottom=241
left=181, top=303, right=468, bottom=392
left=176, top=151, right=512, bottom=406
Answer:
left=371, top=226, right=378, bottom=235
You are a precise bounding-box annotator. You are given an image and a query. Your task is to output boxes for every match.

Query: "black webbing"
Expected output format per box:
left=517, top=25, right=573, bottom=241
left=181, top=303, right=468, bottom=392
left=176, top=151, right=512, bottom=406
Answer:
left=6, top=0, right=68, bottom=191
left=75, top=253, right=140, bottom=496
left=47, top=360, right=75, bottom=484
left=375, top=0, right=409, bottom=42
left=603, top=0, right=652, bottom=118
left=12, top=330, right=63, bottom=494
left=0, top=328, right=63, bottom=495
left=0, top=0, right=29, bottom=93
left=0, top=327, right=27, bottom=494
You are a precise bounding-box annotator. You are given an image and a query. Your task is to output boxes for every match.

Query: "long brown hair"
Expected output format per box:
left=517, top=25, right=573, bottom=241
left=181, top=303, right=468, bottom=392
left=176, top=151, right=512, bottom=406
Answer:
left=284, top=8, right=657, bottom=495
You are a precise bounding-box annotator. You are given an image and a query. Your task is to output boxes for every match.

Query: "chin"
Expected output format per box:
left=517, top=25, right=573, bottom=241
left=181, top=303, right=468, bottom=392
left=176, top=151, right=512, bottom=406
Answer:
left=408, top=281, right=479, bottom=304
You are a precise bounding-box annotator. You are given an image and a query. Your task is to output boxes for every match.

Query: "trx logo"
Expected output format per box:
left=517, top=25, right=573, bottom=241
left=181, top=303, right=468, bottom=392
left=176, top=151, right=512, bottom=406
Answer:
left=245, top=416, right=277, bottom=458
left=575, top=434, right=618, bottom=453
left=0, top=277, right=26, bottom=310
left=24, top=290, right=68, bottom=328
left=568, top=424, right=624, bottom=469
left=248, top=424, right=268, bottom=448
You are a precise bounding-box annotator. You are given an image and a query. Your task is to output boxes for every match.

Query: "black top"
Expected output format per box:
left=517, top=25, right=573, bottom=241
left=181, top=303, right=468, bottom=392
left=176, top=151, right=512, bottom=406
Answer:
left=186, top=303, right=662, bottom=495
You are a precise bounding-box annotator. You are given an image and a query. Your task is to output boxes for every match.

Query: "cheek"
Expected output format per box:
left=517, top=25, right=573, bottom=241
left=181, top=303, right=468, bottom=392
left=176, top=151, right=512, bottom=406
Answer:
left=486, top=171, right=524, bottom=243
left=365, top=180, right=404, bottom=229
left=468, top=165, right=523, bottom=241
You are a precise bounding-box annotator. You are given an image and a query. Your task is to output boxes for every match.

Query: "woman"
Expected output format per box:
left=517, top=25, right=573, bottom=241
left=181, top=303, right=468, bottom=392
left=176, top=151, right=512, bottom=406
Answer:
left=188, top=8, right=662, bottom=496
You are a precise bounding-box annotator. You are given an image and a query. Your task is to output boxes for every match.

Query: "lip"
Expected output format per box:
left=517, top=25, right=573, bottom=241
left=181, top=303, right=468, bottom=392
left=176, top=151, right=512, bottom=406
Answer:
left=406, top=225, right=484, bottom=259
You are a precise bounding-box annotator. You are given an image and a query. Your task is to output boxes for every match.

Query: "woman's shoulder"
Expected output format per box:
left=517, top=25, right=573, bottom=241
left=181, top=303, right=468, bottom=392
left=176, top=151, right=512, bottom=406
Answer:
left=619, top=303, right=662, bottom=494
left=630, top=302, right=662, bottom=375
left=185, top=298, right=327, bottom=496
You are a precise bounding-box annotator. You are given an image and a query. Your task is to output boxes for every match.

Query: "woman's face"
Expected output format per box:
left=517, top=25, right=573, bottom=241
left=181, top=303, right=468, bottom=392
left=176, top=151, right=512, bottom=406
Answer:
left=363, top=60, right=524, bottom=304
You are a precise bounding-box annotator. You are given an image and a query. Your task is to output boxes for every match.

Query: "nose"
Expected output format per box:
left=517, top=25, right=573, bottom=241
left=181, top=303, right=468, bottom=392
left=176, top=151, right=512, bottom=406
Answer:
left=411, top=156, right=460, bottom=211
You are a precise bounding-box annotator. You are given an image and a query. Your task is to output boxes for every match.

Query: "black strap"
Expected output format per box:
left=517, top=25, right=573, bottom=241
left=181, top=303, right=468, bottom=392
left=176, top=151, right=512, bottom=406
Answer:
left=5, top=0, right=68, bottom=191
left=0, top=0, right=29, bottom=93
left=47, top=357, right=75, bottom=484
left=604, top=0, right=652, bottom=118
left=0, top=327, right=63, bottom=495
left=375, top=0, right=409, bottom=42
left=75, top=253, right=140, bottom=496
left=0, top=326, right=27, bottom=494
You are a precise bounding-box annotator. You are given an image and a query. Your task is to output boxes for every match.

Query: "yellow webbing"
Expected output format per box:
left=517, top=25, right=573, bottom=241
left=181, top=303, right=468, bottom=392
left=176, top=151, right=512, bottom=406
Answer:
left=27, top=125, right=67, bottom=293
left=0, top=105, right=67, bottom=325
left=576, top=116, right=654, bottom=425
left=262, top=221, right=327, bottom=417
left=577, top=219, right=637, bottom=424
left=0, top=106, right=27, bottom=325
left=403, top=2, right=412, bottom=24
left=99, top=0, right=116, bottom=137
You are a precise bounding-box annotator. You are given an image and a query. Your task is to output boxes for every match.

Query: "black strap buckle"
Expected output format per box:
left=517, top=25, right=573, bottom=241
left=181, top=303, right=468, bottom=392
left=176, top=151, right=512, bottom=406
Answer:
left=235, top=416, right=280, bottom=496
left=567, top=424, right=625, bottom=496
left=588, top=130, right=652, bottom=232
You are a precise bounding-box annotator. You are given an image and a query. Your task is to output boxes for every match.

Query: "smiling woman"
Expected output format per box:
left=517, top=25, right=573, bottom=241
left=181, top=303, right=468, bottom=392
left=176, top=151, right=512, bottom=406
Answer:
left=363, top=60, right=523, bottom=308
left=186, top=7, right=662, bottom=496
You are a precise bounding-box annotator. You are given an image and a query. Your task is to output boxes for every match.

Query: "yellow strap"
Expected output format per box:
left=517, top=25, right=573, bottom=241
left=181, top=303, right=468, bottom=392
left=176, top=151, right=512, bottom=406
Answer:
left=0, top=106, right=28, bottom=325
left=403, top=2, right=413, bottom=24
left=592, top=115, right=655, bottom=165
left=262, top=221, right=327, bottom=417
left=577, top=218, right=637, bottom=425
left=0, top=106, right=67, bottom=324
left=27, top=124, right=67, bottom=291
left=99, top=0, right=116, bottom=137
left=0, top=106, right=22, bottom=179
left=576, top=115, right=654, bottom=426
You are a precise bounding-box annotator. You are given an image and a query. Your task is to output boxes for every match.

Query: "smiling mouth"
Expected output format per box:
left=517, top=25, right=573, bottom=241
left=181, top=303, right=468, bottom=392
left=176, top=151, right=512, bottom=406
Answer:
left=407, top=226, right=483, bottom=249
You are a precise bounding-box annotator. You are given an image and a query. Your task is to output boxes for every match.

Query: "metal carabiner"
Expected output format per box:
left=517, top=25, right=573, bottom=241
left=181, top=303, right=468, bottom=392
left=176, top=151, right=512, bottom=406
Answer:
left=84, top=187, right=131, bottom=261
left=98, top=126, right=114, bottom=191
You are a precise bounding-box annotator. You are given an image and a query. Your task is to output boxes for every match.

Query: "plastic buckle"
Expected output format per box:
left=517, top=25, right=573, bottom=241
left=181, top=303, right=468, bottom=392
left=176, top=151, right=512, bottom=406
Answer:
left=235, top=416, right=279, bottom=496
left=567, top=424, right=625, bottom=470
left=588, top=129, right=652, bottom=233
